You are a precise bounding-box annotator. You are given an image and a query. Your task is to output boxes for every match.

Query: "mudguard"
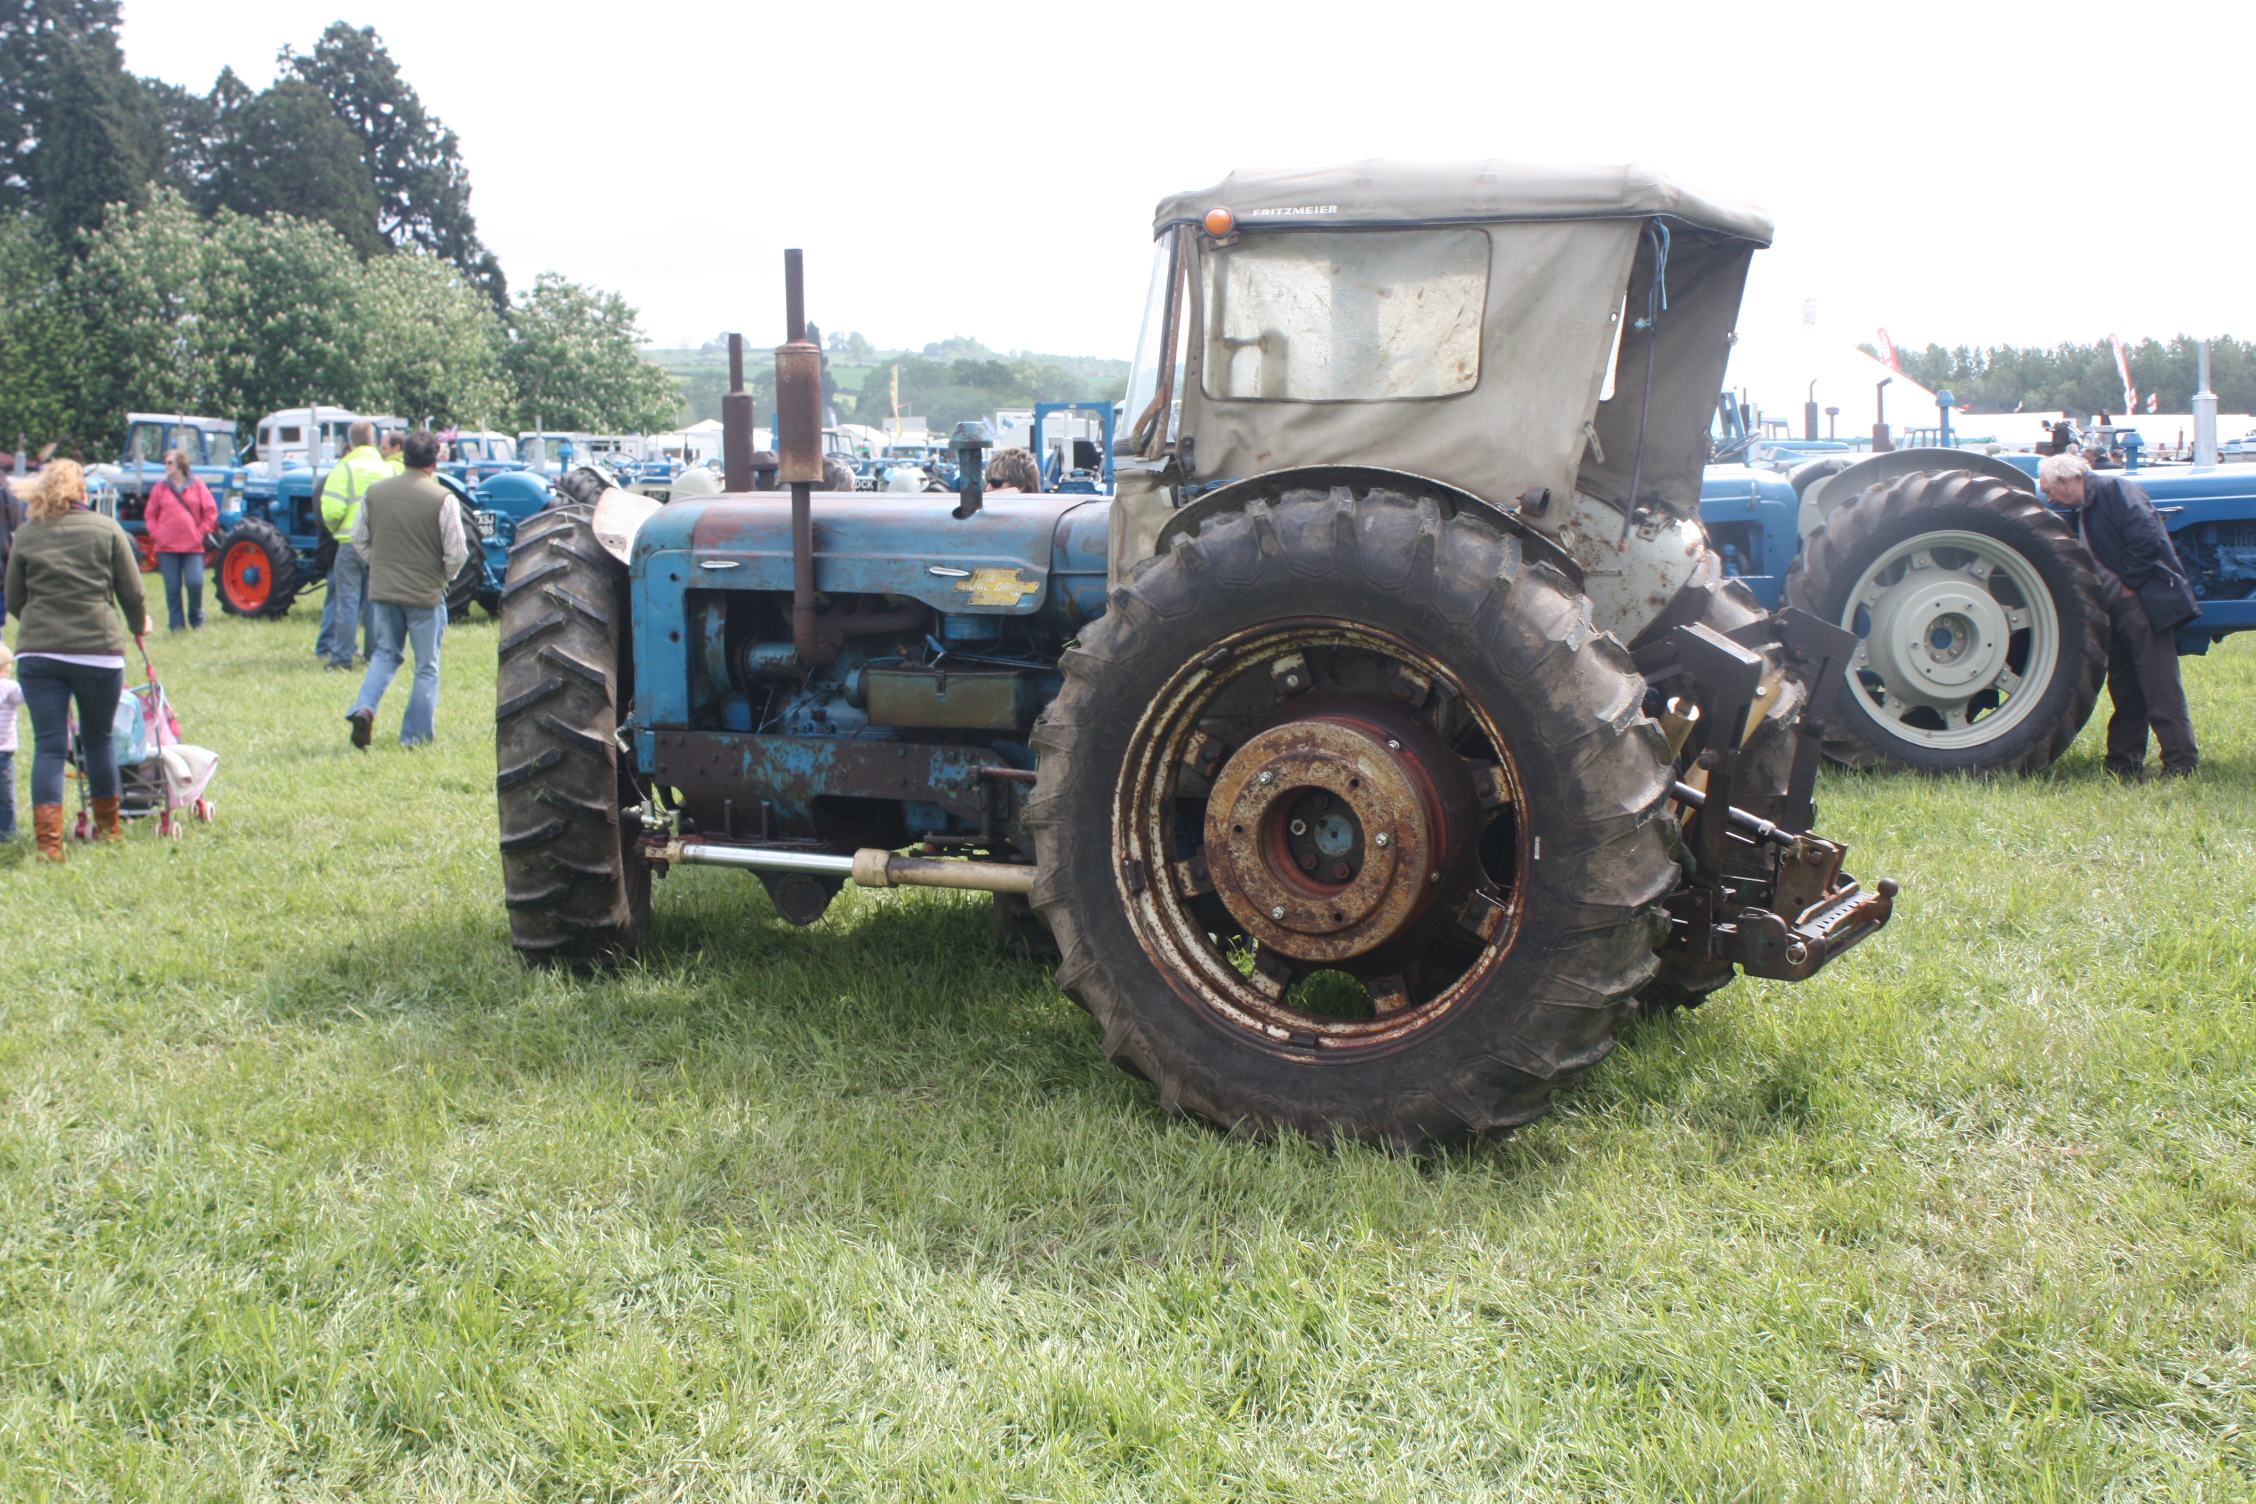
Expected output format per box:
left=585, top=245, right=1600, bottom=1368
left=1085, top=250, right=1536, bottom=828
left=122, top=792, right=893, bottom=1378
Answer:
left=1151, top=465, right=1584, bottom=590
left=1797, top=447, right=2038, bottom=543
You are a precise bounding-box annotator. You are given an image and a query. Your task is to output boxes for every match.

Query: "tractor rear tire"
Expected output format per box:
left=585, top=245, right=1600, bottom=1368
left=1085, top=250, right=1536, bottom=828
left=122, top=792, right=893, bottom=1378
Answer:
left=1787, top=470, right=2106, bottom=774
left=495, top=502, right=651, bottom=966
left=1024, top=487, right=1679, bottom=1151
left=215, top=518, right=301, bottom=618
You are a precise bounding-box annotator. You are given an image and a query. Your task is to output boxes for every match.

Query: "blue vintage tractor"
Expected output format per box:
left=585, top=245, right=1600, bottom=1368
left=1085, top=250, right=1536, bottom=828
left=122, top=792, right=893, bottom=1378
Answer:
left=1696, top=446, right=2256, bottom=773
left=211, top=456, right=548, bottom=621
left=497, top=164, right=1901, bottom=1149
left=104, top=413, right=246, bottom=571
left=1029, top=401, right=1117, bottom=493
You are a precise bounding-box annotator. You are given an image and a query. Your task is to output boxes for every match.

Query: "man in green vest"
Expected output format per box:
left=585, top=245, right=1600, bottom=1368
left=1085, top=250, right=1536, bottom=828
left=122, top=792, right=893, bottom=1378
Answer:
left=317, top=420, right=394, bottom=671
left=344, top=431, right=468, bottom=749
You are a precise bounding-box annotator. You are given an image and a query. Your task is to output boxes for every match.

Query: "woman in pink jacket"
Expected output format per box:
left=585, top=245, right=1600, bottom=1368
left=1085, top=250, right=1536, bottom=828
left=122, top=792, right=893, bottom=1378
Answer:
left=145, top=450, right=219, bottom=631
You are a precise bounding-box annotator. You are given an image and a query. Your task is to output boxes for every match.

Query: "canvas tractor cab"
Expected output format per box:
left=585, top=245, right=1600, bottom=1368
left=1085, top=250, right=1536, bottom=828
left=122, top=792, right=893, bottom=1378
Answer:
left=496, top=160, right=1897, bottom=1150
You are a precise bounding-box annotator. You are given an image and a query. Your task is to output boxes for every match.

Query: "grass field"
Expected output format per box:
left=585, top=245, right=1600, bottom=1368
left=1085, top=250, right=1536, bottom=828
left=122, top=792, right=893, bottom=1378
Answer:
left=0, top=604, right=2250, bottom=1501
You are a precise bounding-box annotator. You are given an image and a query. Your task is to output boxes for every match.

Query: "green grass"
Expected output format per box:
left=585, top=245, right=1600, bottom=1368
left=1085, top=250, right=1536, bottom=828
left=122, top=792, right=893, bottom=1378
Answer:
left=0, top=609, right=2251, bottom=1501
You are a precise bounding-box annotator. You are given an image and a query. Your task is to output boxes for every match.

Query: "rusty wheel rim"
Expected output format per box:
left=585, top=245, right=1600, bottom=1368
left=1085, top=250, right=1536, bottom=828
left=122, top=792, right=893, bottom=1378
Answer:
left=1113, top=619, right=1528, bottom=1056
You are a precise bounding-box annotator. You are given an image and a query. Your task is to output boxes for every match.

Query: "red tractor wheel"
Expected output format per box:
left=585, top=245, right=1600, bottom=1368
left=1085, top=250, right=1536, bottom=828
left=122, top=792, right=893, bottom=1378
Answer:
left=215, top=518, right=301, bottom=618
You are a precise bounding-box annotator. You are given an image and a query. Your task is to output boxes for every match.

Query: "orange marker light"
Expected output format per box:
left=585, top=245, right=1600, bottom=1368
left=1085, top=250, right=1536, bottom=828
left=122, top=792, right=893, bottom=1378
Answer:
left=1203, top=207, right=1235, bottom=237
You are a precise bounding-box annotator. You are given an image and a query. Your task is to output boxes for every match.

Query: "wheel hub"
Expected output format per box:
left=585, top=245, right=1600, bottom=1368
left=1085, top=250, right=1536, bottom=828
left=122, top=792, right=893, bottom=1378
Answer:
left=1202, top=710, right=1467, bottom=964
left=1865, top=568, right=2013, bottom=706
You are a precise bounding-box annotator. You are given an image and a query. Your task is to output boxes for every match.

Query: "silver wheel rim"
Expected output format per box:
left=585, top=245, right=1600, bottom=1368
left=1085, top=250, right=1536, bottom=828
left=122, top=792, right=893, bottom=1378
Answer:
left=1840, top=527, right=2059, bottom=749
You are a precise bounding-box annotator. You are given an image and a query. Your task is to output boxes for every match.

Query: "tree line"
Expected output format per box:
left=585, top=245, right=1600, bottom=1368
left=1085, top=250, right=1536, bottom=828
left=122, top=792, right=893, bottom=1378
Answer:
left=661, top=331, right=1129, bottom=434
left=1868, top=336, right=2256, bottom=417
left=855, top=340, right=1127, bottom=433
left=0, top=3, right=679, bottom=457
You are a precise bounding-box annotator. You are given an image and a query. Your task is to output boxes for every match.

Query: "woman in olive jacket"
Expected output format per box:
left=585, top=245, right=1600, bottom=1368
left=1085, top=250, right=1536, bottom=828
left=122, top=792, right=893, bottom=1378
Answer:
left=4, top=460, right=150, bottom=860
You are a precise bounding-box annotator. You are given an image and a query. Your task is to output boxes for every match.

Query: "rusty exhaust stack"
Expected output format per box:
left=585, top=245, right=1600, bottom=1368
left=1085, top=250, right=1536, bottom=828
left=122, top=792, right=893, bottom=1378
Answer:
left=774, top=250, right=831, bottom=665
left=722, top=333, right=754, bottom=492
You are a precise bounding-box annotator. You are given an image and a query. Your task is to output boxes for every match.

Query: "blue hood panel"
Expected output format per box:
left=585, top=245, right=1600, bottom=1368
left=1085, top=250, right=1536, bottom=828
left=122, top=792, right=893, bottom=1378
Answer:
left=632, top=491, right=1105, bottom=615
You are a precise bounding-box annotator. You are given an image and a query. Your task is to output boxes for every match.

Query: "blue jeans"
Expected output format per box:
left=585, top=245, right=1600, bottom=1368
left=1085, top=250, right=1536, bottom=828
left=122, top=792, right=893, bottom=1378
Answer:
left=19, top=656, right=122, bottom=805
left=0, top=749, right=14, bottom=838
left=157, top=551, right=206, bottom=630
left=351, top=602, right=444, bottom=745
left=322, top=544, right=371, bottom=667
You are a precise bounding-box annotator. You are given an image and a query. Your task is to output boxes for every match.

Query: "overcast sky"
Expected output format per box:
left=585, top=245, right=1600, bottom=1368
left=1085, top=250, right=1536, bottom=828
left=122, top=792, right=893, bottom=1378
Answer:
left=122, top=0, right=2249, bottom=383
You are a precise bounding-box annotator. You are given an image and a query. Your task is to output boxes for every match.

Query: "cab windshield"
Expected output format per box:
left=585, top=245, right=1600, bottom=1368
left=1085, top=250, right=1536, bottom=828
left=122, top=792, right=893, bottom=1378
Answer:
left=1122, top=230, right=1181, bottom=454
left=458, top=436, right=517, bottom=464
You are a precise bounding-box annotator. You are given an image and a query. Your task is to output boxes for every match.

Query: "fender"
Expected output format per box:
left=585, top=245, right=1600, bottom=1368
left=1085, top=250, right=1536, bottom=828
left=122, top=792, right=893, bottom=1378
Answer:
left=1797, top=446, right=2038, bottom=543
left=1151, top=465, right=1585, bottom=592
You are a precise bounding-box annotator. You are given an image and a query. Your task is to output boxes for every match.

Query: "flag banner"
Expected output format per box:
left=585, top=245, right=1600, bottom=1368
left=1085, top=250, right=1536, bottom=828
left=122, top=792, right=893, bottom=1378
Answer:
left=2109, top=334, right=2138, bottom=417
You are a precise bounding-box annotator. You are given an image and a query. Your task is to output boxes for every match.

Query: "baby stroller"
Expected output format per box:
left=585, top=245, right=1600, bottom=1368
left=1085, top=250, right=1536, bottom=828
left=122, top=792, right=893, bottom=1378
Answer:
left=66, top=644, right=219, bottom=840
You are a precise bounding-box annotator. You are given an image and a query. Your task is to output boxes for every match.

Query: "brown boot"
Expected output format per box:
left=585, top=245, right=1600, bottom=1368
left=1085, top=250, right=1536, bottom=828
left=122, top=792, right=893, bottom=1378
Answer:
left=93, top=797, right=123, bottom=843
left=33, top=805, right=64, bottom=863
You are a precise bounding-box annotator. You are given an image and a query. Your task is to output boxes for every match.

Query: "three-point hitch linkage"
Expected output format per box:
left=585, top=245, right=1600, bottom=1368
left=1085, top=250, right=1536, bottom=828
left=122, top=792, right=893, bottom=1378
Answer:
left=1637, top=607, right=1897, bottom=983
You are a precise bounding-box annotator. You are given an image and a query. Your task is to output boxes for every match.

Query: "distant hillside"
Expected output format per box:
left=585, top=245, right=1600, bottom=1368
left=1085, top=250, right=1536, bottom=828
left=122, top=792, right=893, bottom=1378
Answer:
left=648, top=333, right=1128, bottom=431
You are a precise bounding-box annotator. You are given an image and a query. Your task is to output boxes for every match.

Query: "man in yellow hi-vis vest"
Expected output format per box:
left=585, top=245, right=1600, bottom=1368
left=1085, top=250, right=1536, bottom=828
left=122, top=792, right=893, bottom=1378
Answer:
left=316, top=421, right=394, bottom=670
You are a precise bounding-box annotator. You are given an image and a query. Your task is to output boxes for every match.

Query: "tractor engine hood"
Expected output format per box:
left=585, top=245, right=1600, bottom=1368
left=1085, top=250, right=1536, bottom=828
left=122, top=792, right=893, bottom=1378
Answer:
left=630, top=491, right=1107, bottom=616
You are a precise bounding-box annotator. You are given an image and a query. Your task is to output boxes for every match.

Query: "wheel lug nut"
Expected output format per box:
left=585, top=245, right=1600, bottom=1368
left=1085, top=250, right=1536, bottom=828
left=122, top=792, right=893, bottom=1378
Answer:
left=1386, top=739, right=1400, bottom=750
left=1297, top=852, right=1317, bottom=872
left=1333, top=861, right=1351, bottom=880
left=1373, top=832, right=1390, bottom=848
left=1289, top=818, right=1307, bottom=835
left=1271, top=905, right=1286, bottom=920
left=1257, top=770, right=1274, bottom=785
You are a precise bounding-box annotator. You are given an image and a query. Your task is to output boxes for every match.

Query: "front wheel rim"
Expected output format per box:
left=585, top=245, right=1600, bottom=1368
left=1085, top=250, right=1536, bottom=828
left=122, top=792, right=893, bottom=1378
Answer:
left=222, top=542, right=270, bottom=610
left=1840, top=527, right=2060, bottom=749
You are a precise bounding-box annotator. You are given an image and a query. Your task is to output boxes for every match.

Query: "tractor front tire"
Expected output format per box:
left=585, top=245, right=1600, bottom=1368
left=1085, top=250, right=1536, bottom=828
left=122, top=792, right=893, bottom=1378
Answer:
left=495, top=502, right=651, bottom=966
left=215, top=518, right=301, bottom=617
left=446, top=497, right=484, bottom=623
left=1025, top=487, right=1679, bottom=1151
left=1787, top=470, right=2107, bottom=774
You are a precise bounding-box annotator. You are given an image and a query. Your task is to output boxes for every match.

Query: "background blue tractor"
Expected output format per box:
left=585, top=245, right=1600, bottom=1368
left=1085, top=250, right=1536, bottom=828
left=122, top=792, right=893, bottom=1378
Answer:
left=211, top=449, right=550, bottom=621
left=104, top=413, right=246, bottom=571
left=1696, top=444, right=2256, bottom=773
left=1030, top=401, right=1117, bottom=493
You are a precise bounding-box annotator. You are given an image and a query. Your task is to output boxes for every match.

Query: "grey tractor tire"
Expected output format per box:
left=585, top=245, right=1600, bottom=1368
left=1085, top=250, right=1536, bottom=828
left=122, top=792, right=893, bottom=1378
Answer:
left=1023, top=487, right=1680, bottom=1151
left=1786, top=469, right=2107, bottom=774
left=495, top=502, right=651, bottom=966
left=215, top=517, right=302, bottom=617
left=446, top=497, right=483, bottom=623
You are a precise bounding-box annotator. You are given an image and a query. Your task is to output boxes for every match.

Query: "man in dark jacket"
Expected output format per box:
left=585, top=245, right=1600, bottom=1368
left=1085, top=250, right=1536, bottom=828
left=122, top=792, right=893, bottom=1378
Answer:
left=2037, top=453, right=2200, bottom=777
